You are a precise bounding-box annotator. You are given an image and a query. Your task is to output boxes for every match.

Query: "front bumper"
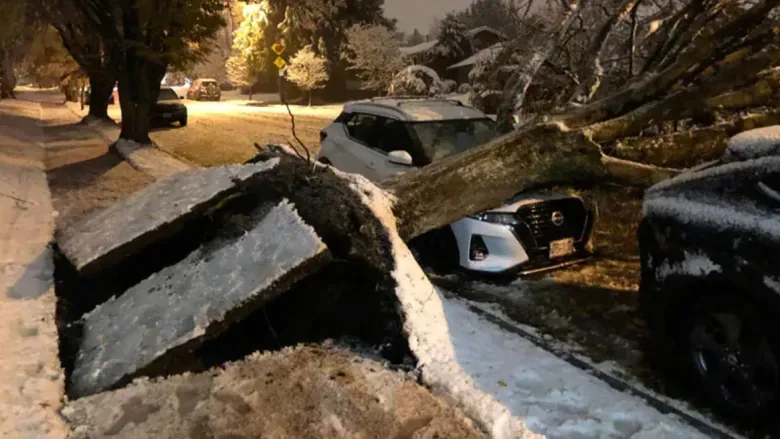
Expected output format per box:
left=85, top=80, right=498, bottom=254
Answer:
left=451, top=203, right=594, bottom=274
left=152, top=109, right=187, bottom=123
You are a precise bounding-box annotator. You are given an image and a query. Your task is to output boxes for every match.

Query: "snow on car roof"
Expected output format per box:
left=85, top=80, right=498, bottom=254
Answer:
left=344, top=99, right=488, bottom=122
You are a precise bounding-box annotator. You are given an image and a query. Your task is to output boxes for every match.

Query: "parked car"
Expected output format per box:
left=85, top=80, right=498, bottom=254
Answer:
left=639, top=126, right=780, bottom=422
left=152, top=87, right=187, bottom=127
left=317, top=98, right=594, bottom=274
left=186, top=78, right=221, bottom=101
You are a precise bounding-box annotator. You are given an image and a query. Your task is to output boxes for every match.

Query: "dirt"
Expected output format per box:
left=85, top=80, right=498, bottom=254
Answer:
left=64, top=345, right=484, bottom=439
left=43, top=110, right=153, bottom=231
left=151, top=111, right=328, bottom=167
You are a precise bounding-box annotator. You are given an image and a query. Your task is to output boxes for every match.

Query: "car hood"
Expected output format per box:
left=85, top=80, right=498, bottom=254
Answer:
left=485, top=192, right=583, bottom=213
left=642, top=156, right=780, bottom=240
left=722, top=125, right=780, bottom=162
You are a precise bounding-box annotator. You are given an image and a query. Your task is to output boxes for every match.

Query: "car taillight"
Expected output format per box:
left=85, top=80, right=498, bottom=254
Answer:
left=320, top=131, right=327, bottom=142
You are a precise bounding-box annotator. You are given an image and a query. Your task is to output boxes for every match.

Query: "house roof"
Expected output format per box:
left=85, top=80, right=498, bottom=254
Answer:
left=399, top=40, right=438, bottom=57
left=447, top=43, right=504, bottom=70
left=464, top=26, right=508, bottom=41
left=399, top=26, right=507, bottom=58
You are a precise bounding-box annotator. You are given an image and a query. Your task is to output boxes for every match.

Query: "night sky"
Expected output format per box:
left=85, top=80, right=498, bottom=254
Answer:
left=384, top=0, right=473, bottom=34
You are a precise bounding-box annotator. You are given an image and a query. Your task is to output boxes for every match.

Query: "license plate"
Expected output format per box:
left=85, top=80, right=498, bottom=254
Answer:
left=549, top=238, right=574, bottom=259
left=163, top=113, right=171, bottom=118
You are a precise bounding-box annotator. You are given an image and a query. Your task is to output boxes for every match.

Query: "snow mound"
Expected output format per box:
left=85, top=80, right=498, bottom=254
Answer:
left=338, top=172, right=709, bottom=439
left=388, top=66, right=443, bottom=97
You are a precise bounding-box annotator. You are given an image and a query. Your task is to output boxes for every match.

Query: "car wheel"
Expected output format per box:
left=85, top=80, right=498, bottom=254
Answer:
left=409, top=226, right=459, bottom=274
left=179, top=116, right=187, bottom=127
left=684, top=294, right=780, bottom=421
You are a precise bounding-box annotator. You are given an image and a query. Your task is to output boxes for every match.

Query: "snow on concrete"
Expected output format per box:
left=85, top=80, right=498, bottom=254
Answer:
left=58, top=160, right=279, bottom=273
left=70, top=199, right=327, bottom=397
left=114, top=138, right=192, bottom=180
left=0, top=98, right=67, bottom=438
left=337, top=171, right=708, bottom=439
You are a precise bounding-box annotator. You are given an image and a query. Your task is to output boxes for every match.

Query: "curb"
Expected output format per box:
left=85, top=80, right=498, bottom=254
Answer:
left=65, top=102, right=197, bottom=180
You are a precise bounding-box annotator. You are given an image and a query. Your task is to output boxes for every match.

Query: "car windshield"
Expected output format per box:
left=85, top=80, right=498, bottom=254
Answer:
left=158, top=89, right=179, bottom=101
left=410, top=118, right=498, bottom=162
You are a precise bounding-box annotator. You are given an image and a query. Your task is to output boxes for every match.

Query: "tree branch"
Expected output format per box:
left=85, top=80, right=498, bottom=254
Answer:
left=568, top=0, right=643, bottom=105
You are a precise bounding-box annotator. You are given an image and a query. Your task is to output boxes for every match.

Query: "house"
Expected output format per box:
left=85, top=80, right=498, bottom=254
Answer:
left=399, top=26, right=508, bottom=77
left=446, top=43, right=504, bottom=84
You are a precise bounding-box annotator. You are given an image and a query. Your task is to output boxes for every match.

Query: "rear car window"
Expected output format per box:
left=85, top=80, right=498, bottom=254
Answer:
left=157, top=89, right=179, bottom=101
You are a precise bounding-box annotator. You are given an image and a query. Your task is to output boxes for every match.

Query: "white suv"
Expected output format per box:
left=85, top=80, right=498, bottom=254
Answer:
left=317, top=98, right=593, bottom=274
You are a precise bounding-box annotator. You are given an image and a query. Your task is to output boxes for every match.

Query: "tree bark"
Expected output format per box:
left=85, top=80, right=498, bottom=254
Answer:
left=611, top=109, right=780, bottom=168
left=85, top=72, right=115, bottom=121
left=585, top=45, right=780, bottom=142
left=0, top=49, right=16, bottom=99
left=381, top=122, right=677, bottom=240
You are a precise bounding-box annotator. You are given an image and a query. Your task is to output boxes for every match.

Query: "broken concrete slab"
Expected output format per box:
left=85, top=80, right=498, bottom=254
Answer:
left=69, top=199, right=327, bottom=398
left=58, top=159, right=279, bottom=275
left=63, top=345, right=484, bottom=439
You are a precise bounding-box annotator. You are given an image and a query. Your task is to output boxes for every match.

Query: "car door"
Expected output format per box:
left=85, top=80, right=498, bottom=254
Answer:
left=373, top=120, right=418, bottom=179
left=333, top=113, right=390, bottom=181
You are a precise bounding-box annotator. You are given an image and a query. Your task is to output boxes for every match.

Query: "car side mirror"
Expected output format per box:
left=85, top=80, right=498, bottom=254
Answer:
left=180, top=96, right=184, bottom=100
left=388, top=150, right=413, bottom=166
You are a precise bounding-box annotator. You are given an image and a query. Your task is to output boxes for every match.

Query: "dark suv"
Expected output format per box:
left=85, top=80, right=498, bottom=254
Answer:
left=639, top=126, right=780, bottom=422
left=153, top=87, right=187, bottom=127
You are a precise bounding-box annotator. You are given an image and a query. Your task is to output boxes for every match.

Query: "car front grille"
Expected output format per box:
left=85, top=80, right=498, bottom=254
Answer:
left=513, top=199, right=589, bottom=250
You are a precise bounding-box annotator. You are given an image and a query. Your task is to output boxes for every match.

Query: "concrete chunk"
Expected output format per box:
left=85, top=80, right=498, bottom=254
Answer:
left=69, top=199, right=327, bottom=398
left=58, top=160, right=279, bottom=274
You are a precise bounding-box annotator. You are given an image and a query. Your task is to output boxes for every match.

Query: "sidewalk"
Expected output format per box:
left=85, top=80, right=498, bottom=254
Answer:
left=0, top=99, right=67, bottom=439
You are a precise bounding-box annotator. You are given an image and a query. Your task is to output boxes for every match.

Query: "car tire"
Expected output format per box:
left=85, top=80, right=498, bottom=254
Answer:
left=409, top=226, right=459, bottom=274
left=179, top=116, right=187, bottom=127
left=681, top=292, right=780, bottom=423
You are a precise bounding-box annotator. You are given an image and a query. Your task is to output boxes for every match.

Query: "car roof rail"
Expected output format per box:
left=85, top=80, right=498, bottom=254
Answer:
left=367, top=96, right=465, bottom=107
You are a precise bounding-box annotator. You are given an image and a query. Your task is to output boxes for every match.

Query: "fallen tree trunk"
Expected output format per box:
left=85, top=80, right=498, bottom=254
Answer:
left=382, top=123, right=678, bottom=240
left=611, top=109, right=780, bottom=168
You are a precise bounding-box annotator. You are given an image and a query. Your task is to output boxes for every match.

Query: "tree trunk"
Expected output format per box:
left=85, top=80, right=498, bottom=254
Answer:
left=86, top=73, right=115, bottom=122
left=308, top=90, right=312, bottom=107
left=0, top=49, right=16, bottom=99
left=381, top=123, right=677, bottom=240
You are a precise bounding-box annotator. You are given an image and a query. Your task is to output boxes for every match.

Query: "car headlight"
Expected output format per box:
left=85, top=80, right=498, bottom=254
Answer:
left=470, top=212, right=519, bottom=226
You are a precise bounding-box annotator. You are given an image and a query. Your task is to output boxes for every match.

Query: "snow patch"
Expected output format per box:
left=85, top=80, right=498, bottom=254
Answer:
left=338, top=173, right=709, bottom=439
left=764, top=276, right=780, bottom=294
left=656, top=251, right=722, bottom=282
left=643, top=192, right=780, bottom=242
left=114, top=138, right=192, bottom=180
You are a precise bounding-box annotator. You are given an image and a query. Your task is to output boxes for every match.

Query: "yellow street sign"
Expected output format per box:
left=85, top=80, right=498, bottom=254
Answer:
left=272, top=42, right=285, bottom=55
left=273, top=56, right=286, bottom=69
